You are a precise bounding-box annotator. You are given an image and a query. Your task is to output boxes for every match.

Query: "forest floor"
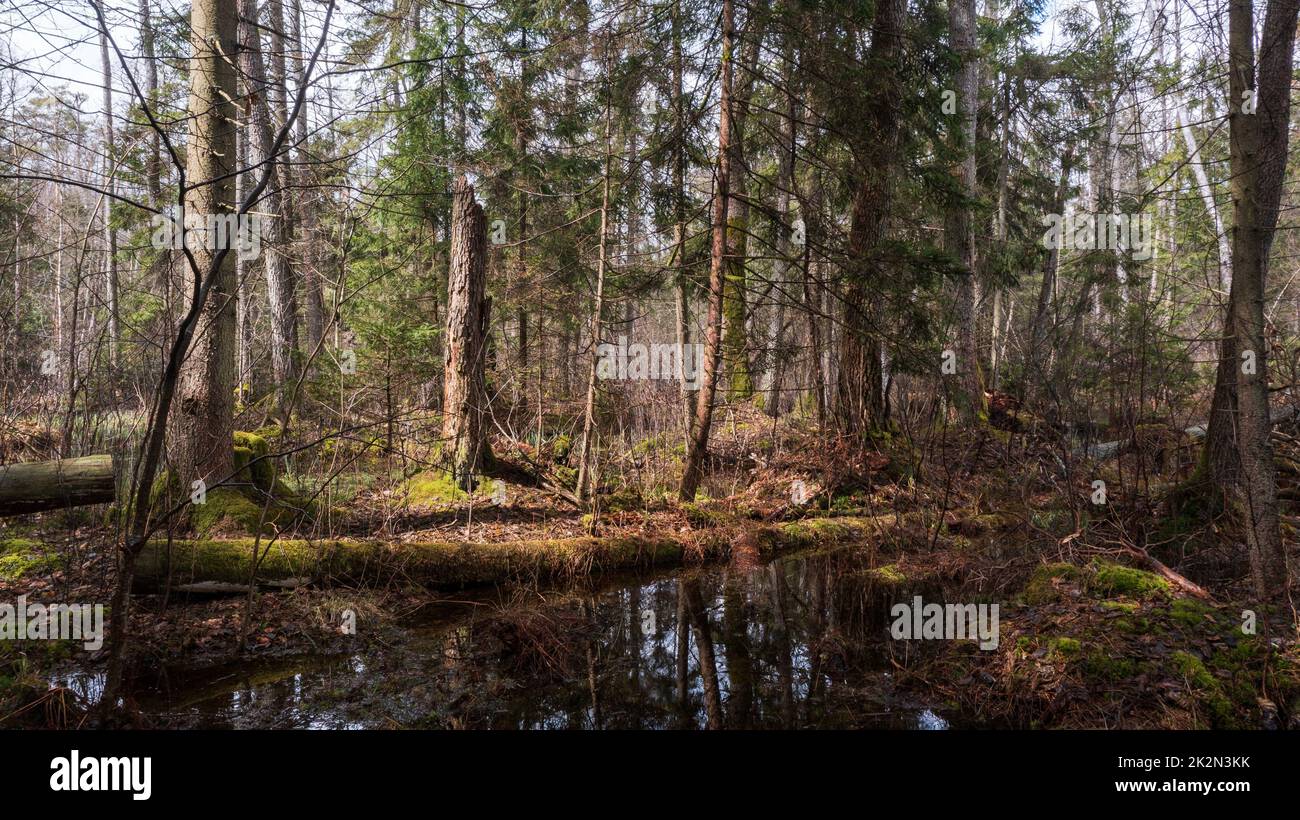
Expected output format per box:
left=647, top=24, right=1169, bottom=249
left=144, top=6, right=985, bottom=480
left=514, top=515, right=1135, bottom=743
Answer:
left=2, top=402, right=1300, bottom=729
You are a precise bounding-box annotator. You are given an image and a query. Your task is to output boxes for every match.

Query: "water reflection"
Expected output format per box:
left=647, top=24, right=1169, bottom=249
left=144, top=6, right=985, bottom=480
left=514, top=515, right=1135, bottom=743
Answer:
left=120, top=548, right=959, bottom=729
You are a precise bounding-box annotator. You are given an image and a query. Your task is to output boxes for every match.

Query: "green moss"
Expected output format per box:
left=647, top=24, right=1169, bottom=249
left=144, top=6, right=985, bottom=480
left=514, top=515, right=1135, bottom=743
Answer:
left=0, top=538, right=42, bottom=556
left=1081, top=651, right=1140, bottom=681
left=722, top=214, right=753, bottom=400
left=773, top=517, right=852, bottom=549
left=0, top=539, right=64, bottom=581
left=251, top=425, right=284, bottom=442
left=830, top=493, right=867, bottom=513
left=1170, top=598, right=1213, bottom=628
left=1023, top=562, right=1081, bottom=605
left=190, top=487, right=277, bottom=536
left=1170, top=650, right=1239, bottom=727
left=1089, top=561, right=1170, bottom=598
left=552, top=434, right=572, bottom=462
left=681, top=502, right=732, bottom=529
left=403, top=470, right=468, bottom=505
left=232, top=439, right=276, bottom=492
left=1171, top=651, right=1216, bottom=689
left=865, top=563, right=907, bottom=585
left=1048, top=636, right=1081, bottom=657
left=1101, top=600, right=1138, bottom=613
left=553, top=465, right=577, bottom=489
left=233, top=430, right=270, bottom=457
left=132, top=515, right=904, bottom=591
left=1166, top=461, right=1221, bottom=521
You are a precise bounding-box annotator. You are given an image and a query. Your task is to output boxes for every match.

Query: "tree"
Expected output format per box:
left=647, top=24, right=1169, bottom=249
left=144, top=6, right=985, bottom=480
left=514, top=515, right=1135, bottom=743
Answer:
left=442, top=176, right=491, bottom=490
left=945, top=0, right=986, bottom=420
left=170, top=0, right=240, bottom=493
left=576, top=68, right=615, bottom=502
left=138, top=0, right=162, bottom=204
left=1205, top=0, right=1300, bottom=596
left=238, top=0, right=299, bottom=414
left=680, top=0, right=734, bottom=501
left=98, top=21, right=119, bottom=367
left=834, top=0, right=907, bottom=436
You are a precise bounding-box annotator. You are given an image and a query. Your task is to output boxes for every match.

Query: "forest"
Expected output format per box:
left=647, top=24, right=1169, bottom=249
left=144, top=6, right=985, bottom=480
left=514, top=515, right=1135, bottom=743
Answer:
left=1, top=0, right=1299, bottom=733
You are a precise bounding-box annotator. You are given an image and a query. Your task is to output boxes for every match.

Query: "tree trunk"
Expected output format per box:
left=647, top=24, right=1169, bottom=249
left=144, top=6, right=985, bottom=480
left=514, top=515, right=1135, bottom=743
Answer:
left=171, top=0, right=239, bottom=492
left=238, top=0, right=299, bottom=412
left=679, top=0, right=734, bottom=502
left=721, top=17, right=762, bottom=401
left=765, top=22, right=798, bottom=419
left=834, top=0, right=905, bottom=436
left=576, top=83, right=615, bottom=502
left=1029, top=147, right=1072, bottom=383
left=1212, top=0, right=1298, bottom=596
left=672, top=0, right=693, bottom=438
left=139, top=0, right=162, bottom=204
left=441, top=177, right=491, bottom=490
left=946, top=0, right=985, bottom=420
left=99, top=25, right=119, bottom=368
left=289, top=0, right=326, bottom=352
left=0, top=455, right=115, bottom=517
left=105, top=0, right=248, bottom=712
left=235, top=114, right=253, bottom=403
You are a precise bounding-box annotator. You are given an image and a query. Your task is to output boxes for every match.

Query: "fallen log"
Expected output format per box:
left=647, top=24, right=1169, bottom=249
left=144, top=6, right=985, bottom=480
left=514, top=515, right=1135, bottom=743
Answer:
left=1122, top=546, right=1213, bottom=601
left=0, top=455, right=116, bottom=517
left=132, top=514, right=899, bottom=592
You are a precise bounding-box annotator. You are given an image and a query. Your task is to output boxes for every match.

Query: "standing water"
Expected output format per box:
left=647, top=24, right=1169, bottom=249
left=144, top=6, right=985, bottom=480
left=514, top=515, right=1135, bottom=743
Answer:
left=68, top=547, right=961, bottom=728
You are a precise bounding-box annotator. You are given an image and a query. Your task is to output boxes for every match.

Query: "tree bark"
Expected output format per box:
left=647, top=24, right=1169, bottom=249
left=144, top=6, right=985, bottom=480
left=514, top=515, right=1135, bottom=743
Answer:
left=946, top=0, right=986, bottom=420
left=1211, top=0, right=1298, bottom=596
left=238, top=0, right=299, bottom=411
left=139, top=0, right=162, bottom=204
left=441, top=176, right=491, bottom=490
left=1029, top=147, right=1072, bottom=382
left=171, top=0, right=239, bottom=492
left=672, top=0, right=693, bottom=438
left=576, top=94, right=614, bottom=502
left=0, top=455, right=115, bottom=517
left=721, top=12, right=763, bottom=401
left=288, top=0, right=326, bottom=351
left=99, top=25, right=119, bottom=368
left=765, top=17, right=798, bottom=419
left=679, top=0, right=734, bottom=501
left=834, top=0, right=905, bottom=436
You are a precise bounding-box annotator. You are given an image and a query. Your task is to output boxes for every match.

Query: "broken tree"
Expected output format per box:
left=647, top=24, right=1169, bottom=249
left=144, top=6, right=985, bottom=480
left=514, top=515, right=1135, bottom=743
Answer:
left=441, top=176, right=492, bottom=490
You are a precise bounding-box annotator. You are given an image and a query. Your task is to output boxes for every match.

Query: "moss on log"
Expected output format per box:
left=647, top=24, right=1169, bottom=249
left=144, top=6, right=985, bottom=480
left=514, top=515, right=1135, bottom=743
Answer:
left=0, top=455, right=115, bottom=517
left=134, top=515, right=893, bottom=591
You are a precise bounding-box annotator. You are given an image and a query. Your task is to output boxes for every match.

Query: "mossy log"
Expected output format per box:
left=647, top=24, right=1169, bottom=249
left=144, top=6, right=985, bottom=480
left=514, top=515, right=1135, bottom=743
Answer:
left=0, top=455, right=115, bottom=517
left=133, top=515, right=894, bottom=592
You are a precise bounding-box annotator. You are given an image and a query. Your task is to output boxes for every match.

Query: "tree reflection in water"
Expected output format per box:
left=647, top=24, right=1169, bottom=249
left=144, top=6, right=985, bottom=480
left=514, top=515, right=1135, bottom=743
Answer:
left=122, top=548, right=957, bottom=729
